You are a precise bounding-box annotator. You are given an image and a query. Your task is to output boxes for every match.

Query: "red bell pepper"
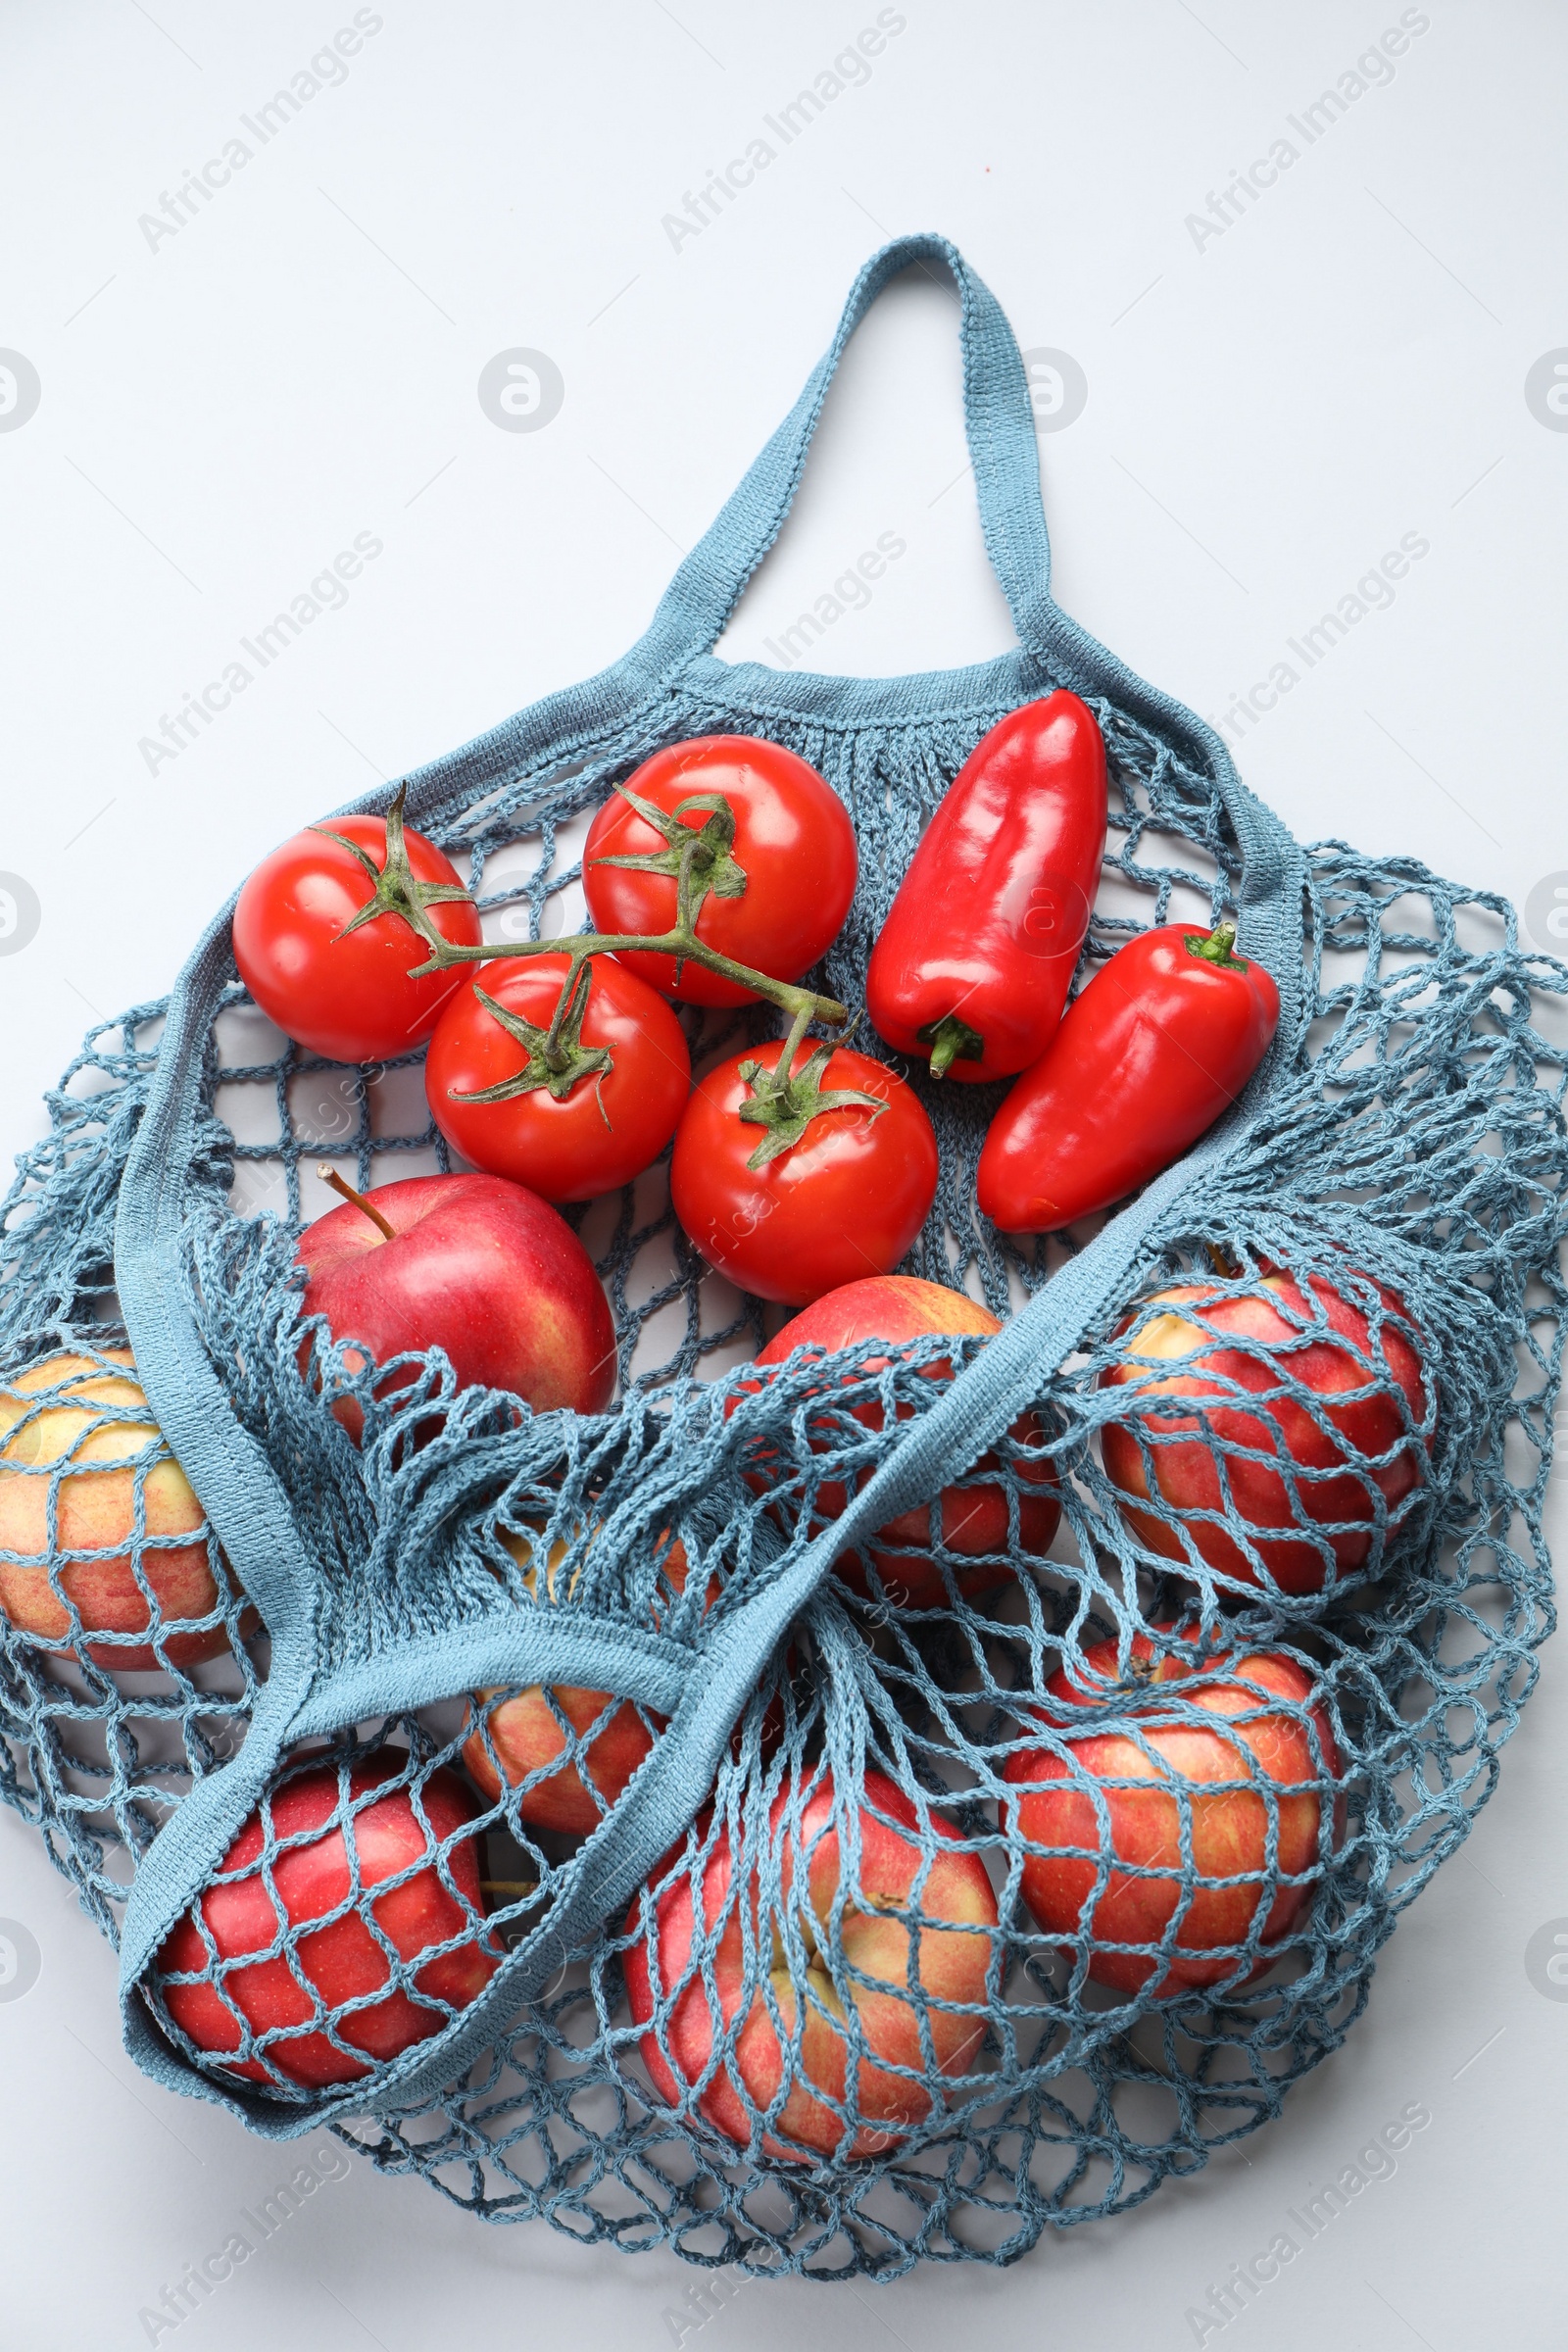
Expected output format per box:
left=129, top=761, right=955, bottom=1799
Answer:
left=866, top=691, right=1108, bottom=1082
left=976, top=919, right=1281, bottom=1233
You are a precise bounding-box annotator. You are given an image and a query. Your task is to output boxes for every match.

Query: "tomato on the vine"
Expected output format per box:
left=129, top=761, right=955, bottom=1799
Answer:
left=581, top=735, right=858, bottom=1007
left=233, top=789, right=480, bottom=1064
left=670, top=1041, right=938, bottom=1306
left=424, top=954, right=691, bottom=1202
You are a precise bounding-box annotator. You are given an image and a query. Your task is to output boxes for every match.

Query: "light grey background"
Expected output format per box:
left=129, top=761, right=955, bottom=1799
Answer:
left=2, top=2, right=1565, bottom=2345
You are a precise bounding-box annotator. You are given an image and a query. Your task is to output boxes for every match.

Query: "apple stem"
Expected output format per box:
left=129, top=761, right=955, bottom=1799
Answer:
left=1185, top=918, right=1249, bottom=971
left=317, top=1163, right=396, bottom=1241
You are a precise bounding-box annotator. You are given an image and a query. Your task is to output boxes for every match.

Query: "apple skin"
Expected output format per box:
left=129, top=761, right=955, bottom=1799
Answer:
left=623, top=1767, right=998, bottom=2160
left=297, top=1172, right=616, bottom=1440
left=157, top=1756, right=498, bottom=2088
left=463, top=1531, right=690, bottom=1837
left=0, top=1349, right=241, bottom=1669
left=466, top=1682, right=660, bottom=1836
left=1004, top=1629, right=1343, bottom=1997
left=743, top=1276, right=1059, bottom=1609
left=462, top=1531, right=782, bottom=1835
left=1099, top=1269, right=1429, bottom=1594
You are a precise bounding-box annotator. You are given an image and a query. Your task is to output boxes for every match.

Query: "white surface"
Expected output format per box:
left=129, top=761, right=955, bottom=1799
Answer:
left=2, top=2, right=1566, bottom=2345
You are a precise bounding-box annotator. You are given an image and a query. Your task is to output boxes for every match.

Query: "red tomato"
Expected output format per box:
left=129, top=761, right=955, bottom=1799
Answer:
left=233, top=804, right=480, bottom=1064
left=423, top=955, right=691, bottom=1202
left=670, top=1044, right=939, bottom=1306
left=581, top=735, right=858, bottom=1006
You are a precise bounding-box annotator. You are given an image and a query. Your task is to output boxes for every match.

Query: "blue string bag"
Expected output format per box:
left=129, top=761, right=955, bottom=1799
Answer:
left=0, top=235, right=1563, bottom=2277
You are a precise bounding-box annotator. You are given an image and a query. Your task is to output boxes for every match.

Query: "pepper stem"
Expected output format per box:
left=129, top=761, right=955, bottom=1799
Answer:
left=1186, top=919, right=1248, bottom=971
left=918, top=1011, right=986, bottom=1079
left=317, top=1163, right=396, bottom=1240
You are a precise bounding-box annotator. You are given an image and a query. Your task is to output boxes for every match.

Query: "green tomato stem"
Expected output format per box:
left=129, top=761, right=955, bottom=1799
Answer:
left=408, top=925, right=848, bottom=1030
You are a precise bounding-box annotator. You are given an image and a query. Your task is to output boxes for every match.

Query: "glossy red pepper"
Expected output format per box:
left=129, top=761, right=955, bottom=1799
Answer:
left=865, top=691, right=1107, bottom=1083
left=976, top=920, right=1281, bottom=1233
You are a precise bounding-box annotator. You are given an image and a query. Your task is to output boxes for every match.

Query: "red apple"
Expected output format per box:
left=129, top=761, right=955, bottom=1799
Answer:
left=0, top=1349, right=245, bottom=1669
left=463, top=1529, right=690, bottom=1836
left=623, top=1767, right=998, bottom=2160
left=1004, top=1629, right=1342, bottom=1996
left=156, top=1756, right=498, bottom=2088
left=297, top=1171, right=616, bottom=1439
left=740, top=1276, right=1058, bottom=1608
left=1099, top=1268, right=1429, bottom=1594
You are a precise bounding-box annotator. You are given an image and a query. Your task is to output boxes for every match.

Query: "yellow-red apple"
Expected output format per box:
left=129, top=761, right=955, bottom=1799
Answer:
left=462, top=1530, right=690, bottom=1836
left=1004, top=1629, right=1342, bottom=1996
left=741, top=1275, right=1059, bottom=1610
left=623, top=1767, right=998, bottom=2159
left=0, top=1349, right=239, bottom=1669
left=1100, top=1268, right=1428, bottom=1593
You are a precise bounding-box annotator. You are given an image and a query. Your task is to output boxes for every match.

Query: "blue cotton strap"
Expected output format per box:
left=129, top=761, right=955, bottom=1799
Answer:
left=647, top=233, right=1054, bottom=664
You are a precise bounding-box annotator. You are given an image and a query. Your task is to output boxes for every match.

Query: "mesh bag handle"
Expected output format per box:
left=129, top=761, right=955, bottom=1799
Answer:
left=637, top=231, right=1303, bottom=986
left=643, top=232, right=1054, bottom=663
